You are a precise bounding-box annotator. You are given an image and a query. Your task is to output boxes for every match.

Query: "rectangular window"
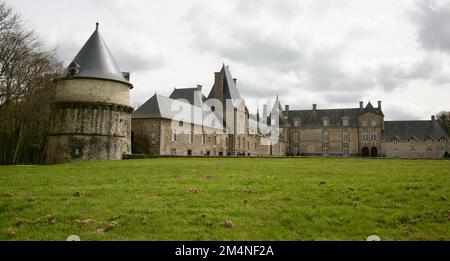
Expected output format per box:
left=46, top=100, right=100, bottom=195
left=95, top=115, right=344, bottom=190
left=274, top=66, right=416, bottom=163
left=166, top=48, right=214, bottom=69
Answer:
left=188, top=133, right=193, bottom=144
left=362, top=132, right=369, bottom=141
left=427, top=150, right=432, bottom=158
left=294, top=131, right=300, bottom=143
left=394, top=149, right=399, bottom=158
left=323, top=147, right=329, bottom=157
left=343, top=131, right=349, bottom=142
left=371, top=120, right=377, bottom=127
left=214, top=136, right=217, bottom=145
left=323, top=131, right=329, bottom=142
left=202, top=134, right=206, bottom=145
left=171, top=129, right=177, bottom=142
left=371, top=131, right=377, bottom=141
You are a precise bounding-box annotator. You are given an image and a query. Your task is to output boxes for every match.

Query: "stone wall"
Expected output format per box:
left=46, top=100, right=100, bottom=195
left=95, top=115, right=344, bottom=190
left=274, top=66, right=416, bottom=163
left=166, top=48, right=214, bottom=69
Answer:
left=54, top=78, right=131, bottom=106
left=46, top=78, right=133, bottom=164
left=382, top=140, right=449, bottom=159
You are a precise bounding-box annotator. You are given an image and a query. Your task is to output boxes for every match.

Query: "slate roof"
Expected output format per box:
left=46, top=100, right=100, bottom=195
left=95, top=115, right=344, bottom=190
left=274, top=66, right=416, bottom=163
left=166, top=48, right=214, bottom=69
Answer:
left=63, top=24, right=132, bottom=87
left=169, top=88, right=206, bottom=106
left=284, top=102, right=384, bottom=127
left=384, top=121, right=449, bottom=141
left=207, top=65, right=242, bottom=100
left=132, top=94, right=223, bottom=130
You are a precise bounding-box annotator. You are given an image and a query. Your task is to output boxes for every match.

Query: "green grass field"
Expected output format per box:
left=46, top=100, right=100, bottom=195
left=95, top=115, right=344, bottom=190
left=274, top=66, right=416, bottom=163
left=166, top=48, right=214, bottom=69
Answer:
left=0, top=158, right=449, bottom=241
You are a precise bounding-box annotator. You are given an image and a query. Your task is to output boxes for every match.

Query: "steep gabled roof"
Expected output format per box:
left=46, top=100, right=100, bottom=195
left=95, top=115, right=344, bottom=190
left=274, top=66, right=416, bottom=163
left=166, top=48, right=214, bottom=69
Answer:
left=361, top=102, right=384, bottom=117
left=207, top=65, right=241, bottom=100
left=384, top=120, right=449, bottom=141
left=169, top=88, right=206, bottom=106
left=132, top=94, right=224, bottom=130
left=63, top=24, right=131, bottom=87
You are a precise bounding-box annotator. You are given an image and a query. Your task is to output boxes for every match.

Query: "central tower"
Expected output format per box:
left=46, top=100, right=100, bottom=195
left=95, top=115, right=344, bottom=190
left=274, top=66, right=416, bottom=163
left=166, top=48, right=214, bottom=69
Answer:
left=46, top=24, right=134, bottom=163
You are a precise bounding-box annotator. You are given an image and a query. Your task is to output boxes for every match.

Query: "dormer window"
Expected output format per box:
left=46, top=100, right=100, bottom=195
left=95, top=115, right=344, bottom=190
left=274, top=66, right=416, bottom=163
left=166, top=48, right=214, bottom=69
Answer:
left=342, top=118, right=349, bottom=126
left=409, top=136, right=417, bottom=143
left=362, top=119, right=368, bottom=127
left=67, top=62, right=80, bottom=77
left=392, top=137, right=400, bottom=145
left=323, top=118, right=329, bottom=127
left=294, top=118, right=301, bottom=127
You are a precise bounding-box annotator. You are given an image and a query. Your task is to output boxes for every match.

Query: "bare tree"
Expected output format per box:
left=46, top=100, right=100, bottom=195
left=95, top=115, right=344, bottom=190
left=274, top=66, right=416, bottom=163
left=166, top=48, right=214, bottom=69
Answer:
left=0, top=1, right=62, bottom=164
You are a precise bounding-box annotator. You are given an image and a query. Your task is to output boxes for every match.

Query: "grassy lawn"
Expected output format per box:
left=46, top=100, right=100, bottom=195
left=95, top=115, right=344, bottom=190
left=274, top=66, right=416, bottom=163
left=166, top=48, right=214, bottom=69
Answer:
left=0, top=158, right=449, bottom=241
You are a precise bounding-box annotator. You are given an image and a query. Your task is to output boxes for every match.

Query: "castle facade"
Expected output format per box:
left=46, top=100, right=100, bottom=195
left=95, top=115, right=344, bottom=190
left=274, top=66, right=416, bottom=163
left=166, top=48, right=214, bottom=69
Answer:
left=46, top=26, right=449, bottom=163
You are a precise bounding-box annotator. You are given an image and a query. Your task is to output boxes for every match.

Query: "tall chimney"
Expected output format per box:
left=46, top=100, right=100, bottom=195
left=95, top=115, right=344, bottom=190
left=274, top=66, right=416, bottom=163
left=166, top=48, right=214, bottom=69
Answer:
left=285, top=105, right=290, bottom=112
left=431, top=115, right=436, bottom=121
left=360, top=101, right=364, bottom=110
left=196, top=85, right=203, bottom=92
left=233, top=78, right=237, bottom=85
left=378, top=101, right=382, bottom=109
left=213, top=72, right=224, bottom=101
left=313, top=104, right=317, bottom=111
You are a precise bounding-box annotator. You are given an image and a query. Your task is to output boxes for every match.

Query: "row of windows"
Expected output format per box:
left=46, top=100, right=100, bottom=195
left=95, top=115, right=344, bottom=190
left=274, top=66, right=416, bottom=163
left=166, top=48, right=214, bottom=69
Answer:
left=392, top=149, right=447, bottom=158
left=292, top=131, right=351, bottom=143
left=171, top=130, right=254, bottom=150
left=172, top=131, right=217, bottom=145
left=292, top=118, right=378, bottom=127
left=292, top=146, right=351, bottom=156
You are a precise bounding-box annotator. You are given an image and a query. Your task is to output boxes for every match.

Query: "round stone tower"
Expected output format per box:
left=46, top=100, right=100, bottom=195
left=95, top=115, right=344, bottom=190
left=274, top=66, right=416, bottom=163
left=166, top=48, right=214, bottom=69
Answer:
left=47, top=24, right=134, bottom=164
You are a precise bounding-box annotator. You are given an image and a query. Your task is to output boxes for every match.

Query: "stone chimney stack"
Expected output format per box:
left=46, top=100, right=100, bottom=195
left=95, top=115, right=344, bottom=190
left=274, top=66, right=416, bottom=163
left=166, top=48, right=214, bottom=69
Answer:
left=378, top=101, right=382, bottom=109
left=313, top=104, right=317, bottom=111
left=360, top=101, right=364, bottom=110
left=233, top=78, right=237, bottom=85
left=196, top=85, right=203, bottom=92
left=285, top=105, right=290, bottom=112
left=432, top=115, right=436, bottom=121
left=213, top=72, right=224, bottom=101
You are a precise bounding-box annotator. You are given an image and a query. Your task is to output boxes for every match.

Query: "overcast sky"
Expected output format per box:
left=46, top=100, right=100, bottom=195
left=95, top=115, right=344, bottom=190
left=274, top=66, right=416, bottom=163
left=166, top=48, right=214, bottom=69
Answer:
left=8, top=0, right=450, bottom=120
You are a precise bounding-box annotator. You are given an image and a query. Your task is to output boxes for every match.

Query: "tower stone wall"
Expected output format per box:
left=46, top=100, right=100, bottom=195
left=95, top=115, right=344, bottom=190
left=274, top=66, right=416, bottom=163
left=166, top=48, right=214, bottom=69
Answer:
left=46, top=25, right=133, bottom=164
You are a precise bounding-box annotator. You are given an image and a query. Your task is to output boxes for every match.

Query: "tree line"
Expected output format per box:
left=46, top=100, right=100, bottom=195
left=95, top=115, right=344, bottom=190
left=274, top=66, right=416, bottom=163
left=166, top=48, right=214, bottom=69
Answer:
left=0, top=1, right=62, bottom=165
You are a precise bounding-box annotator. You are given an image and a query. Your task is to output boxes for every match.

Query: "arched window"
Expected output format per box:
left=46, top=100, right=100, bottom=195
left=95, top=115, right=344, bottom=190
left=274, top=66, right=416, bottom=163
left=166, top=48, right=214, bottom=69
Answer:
left=392, top=136, right=399, bottom=144
left=293, top=118, right=301, bottom=127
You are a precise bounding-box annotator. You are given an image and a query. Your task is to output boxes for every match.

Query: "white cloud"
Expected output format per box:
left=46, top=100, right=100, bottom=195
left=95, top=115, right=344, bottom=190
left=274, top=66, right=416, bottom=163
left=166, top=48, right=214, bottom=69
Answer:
left=7, top=0, right=450, bottom=119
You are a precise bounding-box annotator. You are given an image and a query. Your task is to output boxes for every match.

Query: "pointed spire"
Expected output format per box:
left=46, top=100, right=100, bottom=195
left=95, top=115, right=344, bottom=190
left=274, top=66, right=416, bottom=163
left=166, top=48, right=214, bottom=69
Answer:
left=96, top=22, right=99, bottom=31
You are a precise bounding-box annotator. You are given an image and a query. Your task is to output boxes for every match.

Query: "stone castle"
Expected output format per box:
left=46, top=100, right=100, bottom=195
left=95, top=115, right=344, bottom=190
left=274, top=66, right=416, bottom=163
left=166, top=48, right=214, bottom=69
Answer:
left=46, top=26, right=449, bottom=163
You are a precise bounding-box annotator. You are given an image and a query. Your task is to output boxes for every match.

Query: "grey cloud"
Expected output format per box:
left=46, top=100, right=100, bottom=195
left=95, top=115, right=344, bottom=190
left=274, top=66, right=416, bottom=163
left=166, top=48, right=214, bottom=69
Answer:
left=411, top=0, right=450, bottom=53
left=238, top=80, right=289, bottom=99
left=115, top=50, right=164, bottom=72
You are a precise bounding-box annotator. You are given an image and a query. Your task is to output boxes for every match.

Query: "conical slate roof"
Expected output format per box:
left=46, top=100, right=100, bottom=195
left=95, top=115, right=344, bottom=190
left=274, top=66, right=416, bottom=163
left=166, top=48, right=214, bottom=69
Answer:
left=63, top=24, right=132, bottom=87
